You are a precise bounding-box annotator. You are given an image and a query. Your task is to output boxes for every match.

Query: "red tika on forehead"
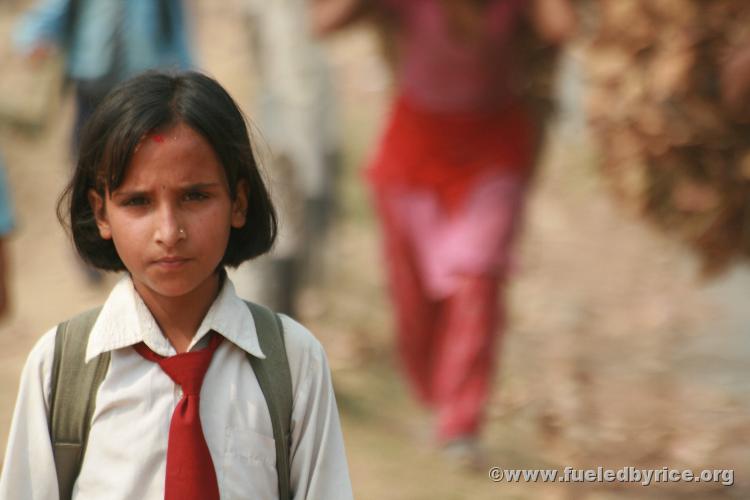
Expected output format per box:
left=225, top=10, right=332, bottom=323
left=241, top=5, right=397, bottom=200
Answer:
left=151, top=134, right=166, bottom=143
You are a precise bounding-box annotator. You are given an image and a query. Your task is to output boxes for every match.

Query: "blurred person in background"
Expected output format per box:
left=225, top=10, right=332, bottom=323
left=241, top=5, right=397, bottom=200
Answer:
left=14, top=0, right=193, bottom=148
left=312, top=0, right=575, bottom=463
left=13, top=0, right=193, bottom=281
left=0, top=152, right=14, bottom=318
left=230, top=0, right=341, bottom=316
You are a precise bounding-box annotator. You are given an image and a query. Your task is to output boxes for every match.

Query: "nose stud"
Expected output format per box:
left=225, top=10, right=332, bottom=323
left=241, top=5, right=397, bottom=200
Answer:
left=178, top=227, right=186, bottom=238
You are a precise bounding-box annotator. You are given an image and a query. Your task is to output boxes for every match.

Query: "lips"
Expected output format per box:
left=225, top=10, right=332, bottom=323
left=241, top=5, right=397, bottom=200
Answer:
left=153, top=256, right=191, bottom=269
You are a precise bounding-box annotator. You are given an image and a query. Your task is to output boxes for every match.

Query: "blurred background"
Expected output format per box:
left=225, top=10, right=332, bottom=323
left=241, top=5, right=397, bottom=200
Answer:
left=1, top=0, right=749, bottom=498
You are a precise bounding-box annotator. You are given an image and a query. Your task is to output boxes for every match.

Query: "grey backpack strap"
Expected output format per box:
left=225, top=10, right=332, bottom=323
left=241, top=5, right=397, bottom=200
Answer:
left=244, top=301, right=293, bottom=500
left=49, top=307, right=109, bottom=500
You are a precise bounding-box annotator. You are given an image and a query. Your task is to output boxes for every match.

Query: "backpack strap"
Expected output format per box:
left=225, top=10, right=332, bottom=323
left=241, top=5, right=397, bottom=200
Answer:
left=243, top=301, right=293, bottom=500
left=49, top=306, right=109, bottom=500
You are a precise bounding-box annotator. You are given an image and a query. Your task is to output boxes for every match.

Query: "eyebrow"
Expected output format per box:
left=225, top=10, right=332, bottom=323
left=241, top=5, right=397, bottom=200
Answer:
left=111, top=182, right=223, bottom=199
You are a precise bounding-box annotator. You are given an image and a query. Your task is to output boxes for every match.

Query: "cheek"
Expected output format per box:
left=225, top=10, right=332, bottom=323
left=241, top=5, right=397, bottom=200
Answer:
left=107, top=215, right=149, bottom=252
left=191, top=207, right=234, bottom=244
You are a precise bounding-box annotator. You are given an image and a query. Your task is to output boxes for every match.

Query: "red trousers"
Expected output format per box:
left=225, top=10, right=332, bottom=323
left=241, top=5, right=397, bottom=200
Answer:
left=374, top=176, right=525, bottom=442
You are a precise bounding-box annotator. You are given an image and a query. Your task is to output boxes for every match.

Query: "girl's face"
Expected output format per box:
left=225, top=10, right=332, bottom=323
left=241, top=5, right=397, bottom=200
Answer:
left=88, top=122, right=247, bottom=304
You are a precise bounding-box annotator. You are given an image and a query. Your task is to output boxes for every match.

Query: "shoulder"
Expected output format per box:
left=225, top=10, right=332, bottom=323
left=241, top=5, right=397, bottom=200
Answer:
left=18, top=326, right=58, bottom=404
left=22, top=306, right=104, bottom=400
left=278, top=314, right=327, bottom=366
left=277, top=314, right=331, bottom=391
left=26, top=327, right=57, bottom=373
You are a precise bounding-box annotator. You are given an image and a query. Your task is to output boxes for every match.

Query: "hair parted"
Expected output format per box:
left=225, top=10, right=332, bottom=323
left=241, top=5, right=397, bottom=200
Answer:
left=57, top=70, right=277, bottom=271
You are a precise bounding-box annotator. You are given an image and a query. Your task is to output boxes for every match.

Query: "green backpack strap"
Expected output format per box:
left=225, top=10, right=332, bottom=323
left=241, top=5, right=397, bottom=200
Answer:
left=49, top=306, right=109, bottom=500
left=244, top=301, right=293, bottom=500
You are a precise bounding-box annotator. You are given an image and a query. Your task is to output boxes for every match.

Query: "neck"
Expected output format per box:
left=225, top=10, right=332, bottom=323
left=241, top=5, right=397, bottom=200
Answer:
left=133, top=272, right=222, bottom=354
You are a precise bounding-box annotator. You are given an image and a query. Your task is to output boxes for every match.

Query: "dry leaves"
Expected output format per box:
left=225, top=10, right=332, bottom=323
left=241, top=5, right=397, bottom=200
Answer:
left=583, top=0, right=750, bottom=276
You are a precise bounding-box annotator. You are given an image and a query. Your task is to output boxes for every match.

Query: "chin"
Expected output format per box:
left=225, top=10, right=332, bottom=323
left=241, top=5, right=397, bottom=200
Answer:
left=148, top=282, right=200, bottom=299
left=138, top=275, right=213, bottom=300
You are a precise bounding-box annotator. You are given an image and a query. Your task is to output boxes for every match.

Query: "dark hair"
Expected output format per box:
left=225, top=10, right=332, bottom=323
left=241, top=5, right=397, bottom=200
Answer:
left=57, top=70, right=277, bottom=271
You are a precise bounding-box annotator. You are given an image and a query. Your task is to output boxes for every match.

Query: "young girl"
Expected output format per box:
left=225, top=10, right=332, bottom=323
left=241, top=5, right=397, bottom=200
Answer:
left=0, top=71, right=353, bottom=499
left=312, top=0, right=574, bottom=461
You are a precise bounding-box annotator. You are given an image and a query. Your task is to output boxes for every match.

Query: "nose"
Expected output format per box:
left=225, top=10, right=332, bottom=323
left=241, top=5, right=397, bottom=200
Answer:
left=154, top=204, right=185, bottom=247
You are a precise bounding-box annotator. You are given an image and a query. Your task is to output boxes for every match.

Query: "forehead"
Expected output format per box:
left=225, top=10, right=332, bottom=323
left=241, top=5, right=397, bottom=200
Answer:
left=117, top=122, right=226, bottom=189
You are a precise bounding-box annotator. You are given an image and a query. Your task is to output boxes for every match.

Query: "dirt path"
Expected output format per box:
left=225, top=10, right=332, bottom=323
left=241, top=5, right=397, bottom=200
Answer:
left=0, top=2, right=748, bottom=499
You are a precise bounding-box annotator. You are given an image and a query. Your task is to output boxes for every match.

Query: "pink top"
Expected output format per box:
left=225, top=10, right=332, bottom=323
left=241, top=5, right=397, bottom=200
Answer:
left=381, top=0, right=527, bottom=112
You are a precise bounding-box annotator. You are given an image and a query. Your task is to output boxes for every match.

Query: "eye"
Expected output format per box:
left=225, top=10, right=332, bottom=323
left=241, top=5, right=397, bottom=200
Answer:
left=184, top=191, right=209, bottom=202
left=122, top=196, right=149, bottom=207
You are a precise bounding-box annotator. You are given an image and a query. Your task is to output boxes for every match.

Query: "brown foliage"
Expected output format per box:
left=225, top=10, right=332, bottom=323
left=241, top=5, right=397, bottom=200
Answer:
left=584, top=0, right=750, bottom=276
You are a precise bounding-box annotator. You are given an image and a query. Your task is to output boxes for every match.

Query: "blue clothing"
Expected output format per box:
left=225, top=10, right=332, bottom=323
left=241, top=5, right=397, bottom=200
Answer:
left=0, top=155, right=15, bottom=237
left=14, top=0, right=192, bottom=81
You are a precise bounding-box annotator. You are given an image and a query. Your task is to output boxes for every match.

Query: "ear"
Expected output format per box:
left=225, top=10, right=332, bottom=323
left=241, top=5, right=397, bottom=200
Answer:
left=88, top=189, right=112, bottom=240
left=231, top=179, right=248, bottom=229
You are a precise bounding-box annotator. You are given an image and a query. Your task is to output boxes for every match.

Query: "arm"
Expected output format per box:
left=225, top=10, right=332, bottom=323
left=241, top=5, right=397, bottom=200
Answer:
left=282, top=317, right=353, bottom=500
left=308, top=0, right=371, bottom=36
left=529, top=0, right=576, bottom=45
left=0, top=329, right=60, bottom=500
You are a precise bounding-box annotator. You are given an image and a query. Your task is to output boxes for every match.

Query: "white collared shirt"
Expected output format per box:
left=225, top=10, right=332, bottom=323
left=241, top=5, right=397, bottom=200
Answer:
left=0, top=276, right=353, bottom=499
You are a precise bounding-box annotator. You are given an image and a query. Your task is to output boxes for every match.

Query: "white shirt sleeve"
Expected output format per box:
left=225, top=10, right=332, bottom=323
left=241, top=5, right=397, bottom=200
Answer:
left=281, top=316, right=353, bottom=500
left=0, top=328, right=60, bottom=500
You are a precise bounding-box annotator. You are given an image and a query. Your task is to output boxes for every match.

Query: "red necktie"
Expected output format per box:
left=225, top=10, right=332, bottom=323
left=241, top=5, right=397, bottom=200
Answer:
left=133, top=333, right=223, bottom=500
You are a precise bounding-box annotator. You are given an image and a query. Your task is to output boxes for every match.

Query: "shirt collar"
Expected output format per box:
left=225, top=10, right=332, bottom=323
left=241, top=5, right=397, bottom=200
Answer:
left=85, top=274, right=266, bottom=362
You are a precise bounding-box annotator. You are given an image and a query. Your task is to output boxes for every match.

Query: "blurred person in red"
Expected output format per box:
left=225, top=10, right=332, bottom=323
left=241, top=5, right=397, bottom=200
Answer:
left=312, top=0, right=574, bottom=460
